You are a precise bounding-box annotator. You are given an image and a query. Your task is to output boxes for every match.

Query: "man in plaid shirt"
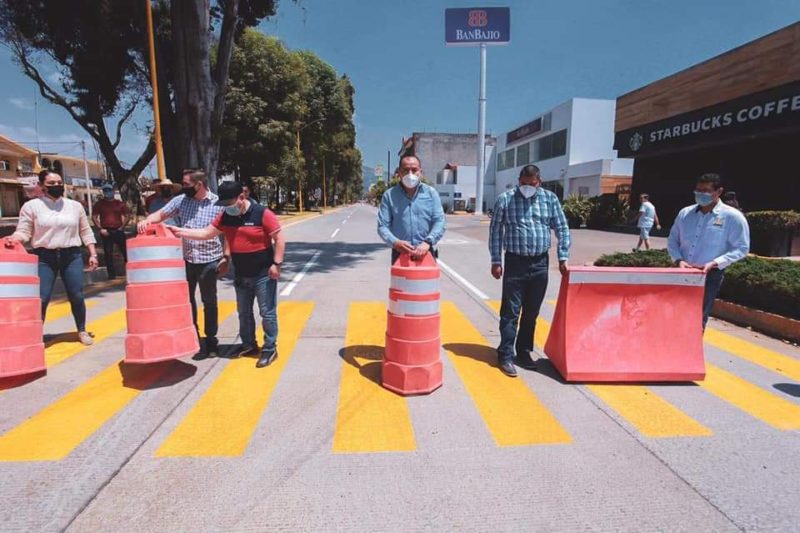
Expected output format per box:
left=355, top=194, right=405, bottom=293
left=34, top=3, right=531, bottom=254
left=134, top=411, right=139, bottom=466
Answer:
left=138, top=169, right=228, bottom=358
left=489, top=164, right=571, bottom=377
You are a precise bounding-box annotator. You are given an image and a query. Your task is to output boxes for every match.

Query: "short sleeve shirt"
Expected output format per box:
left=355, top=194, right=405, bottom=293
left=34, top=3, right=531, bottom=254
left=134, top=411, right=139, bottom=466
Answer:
left=93, top=199, right=128, bottom=229
left=638, top=201, right=656, bottom=228
left=212, top=201, right=281, bottom=278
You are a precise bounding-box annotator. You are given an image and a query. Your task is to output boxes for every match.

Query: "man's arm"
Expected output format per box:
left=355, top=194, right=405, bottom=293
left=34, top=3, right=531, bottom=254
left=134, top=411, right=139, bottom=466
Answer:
left=550, top=195, right=571, bottom=274
left=170, top=224, right=223, bottom=241
left=488, top=195, right=505, bottom=265
left=424, top=188, right=446, bottom=245
left=376, top=190, right=398, bottom=245
left=137, top=196, right=179, bottom=232
left=714, top=213, right=750, bottom=270
left=667, top=210, right=686, bottom=265
left=120, top=202, right=130, bottom=228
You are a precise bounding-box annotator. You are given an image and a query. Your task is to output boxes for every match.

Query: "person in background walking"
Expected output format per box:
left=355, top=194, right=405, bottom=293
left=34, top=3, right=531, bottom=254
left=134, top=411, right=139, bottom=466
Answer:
left=633, top=193, right=661, bottom=251
left=722, top=191, right=742, bottom=211
left=489, top=164, right=571, bottom=378
left=137, top=169, right=228, bottom=358
left=92, top=183, right=129, bottom=280
left=377, top=155, right=446, bottom=263
left=668, top=173, right=750, bottom=329
left=171, top=181, right=284, bottom=368
left=5, top=170, right=99, bottom=345
left=242, top=180, right=260, bottom=204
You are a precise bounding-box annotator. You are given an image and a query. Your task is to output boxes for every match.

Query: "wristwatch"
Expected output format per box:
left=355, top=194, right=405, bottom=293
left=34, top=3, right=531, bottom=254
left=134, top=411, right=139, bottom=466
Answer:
left=272, top=261, right=283, bottom=267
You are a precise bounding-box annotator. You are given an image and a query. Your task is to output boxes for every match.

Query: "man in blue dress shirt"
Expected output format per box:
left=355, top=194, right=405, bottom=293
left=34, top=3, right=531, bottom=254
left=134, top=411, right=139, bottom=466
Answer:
left=489, top=164, right=571, bottom=378
left=377, top=155, right=446, bottom=263
left=668, top=173, right=750, bottom=329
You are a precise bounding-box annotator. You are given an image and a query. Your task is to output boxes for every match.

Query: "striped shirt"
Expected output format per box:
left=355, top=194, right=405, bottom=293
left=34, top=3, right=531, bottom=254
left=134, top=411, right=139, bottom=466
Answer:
left=489, top=187, right=571, bottom=264
left=161, top=192, right=224, bottom=264
left=13, top=196, right=97, bottom=249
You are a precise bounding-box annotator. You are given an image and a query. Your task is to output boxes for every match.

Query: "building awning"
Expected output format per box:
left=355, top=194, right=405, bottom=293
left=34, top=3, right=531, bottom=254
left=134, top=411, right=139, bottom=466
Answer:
left=0, top=135, right=38, bottom=158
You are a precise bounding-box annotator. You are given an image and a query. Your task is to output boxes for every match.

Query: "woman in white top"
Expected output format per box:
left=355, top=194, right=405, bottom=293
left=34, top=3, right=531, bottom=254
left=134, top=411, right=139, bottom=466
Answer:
left=5, top=170, right=99, bottom=345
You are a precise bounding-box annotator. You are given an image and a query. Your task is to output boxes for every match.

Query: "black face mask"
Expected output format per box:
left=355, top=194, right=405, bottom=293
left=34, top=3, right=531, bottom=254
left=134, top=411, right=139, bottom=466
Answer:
left=46, top=185, right=65, bottom=198
left=161, top=189, right=173, bottom=199
left=182, top=185, right=197, bottom=198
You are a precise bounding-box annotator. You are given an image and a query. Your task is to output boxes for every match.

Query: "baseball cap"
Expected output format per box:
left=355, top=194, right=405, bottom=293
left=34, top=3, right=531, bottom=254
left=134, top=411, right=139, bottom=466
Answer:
left=215, top=181, right=243, bottom=205
left=101, top=183, right=114, bottom=192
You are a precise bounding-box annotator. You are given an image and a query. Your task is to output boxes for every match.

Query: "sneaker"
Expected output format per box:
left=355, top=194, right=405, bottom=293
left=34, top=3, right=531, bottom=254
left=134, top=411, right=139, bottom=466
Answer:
left=78, top=331, right=94, bottom=346
left=515, top=352, right=538, bottom=371
left=499, top=360, right=518, bottom=378
left=256, top=351, right=278, bottom=368
left=237, top=345, right=260, bottom=358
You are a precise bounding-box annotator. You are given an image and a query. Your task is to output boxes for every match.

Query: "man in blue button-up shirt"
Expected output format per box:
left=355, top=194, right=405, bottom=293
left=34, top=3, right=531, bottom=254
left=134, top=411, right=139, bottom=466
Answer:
left=668, top=173, right=750, bottom=329
left=377, top=155, right=446, bottom=263
left=489, top=164, right=571, bottom=378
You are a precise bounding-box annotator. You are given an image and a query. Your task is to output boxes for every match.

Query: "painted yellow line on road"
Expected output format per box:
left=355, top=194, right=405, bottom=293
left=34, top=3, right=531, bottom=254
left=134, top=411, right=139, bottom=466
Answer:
left=699, top=364, right=800, bottom=430
left=704, top=328, right=800, bottom=383
left=333, top=302, right=416, bottom=453
left=586, top=385, right=712, bottom=438
left=442, top=302, right=570, bottom=446
left=488, top=300, right=710, bottom=438
left=0, top=361, right=176, bottom=461
left=156, top=302, right=314, bottom=457
left=45, top=300, right=98, bottom=323
left=45, top=308, right=128, bottom=367
left=196, top=301, right=238, bottom=335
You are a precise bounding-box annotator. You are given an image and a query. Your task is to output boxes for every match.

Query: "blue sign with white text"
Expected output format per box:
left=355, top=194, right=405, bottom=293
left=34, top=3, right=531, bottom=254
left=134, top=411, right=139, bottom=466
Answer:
left=445, top=7, right=510, bottom=46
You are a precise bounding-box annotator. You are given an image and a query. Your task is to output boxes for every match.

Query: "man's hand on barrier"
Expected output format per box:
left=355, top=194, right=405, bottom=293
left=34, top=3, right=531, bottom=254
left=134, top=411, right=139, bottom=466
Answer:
left=410, top=241, right=430, bottom=260
left=559, top=260, right=569, bottom=276
left=701, top=261, right=718, bottom=274
left=3, top=236, right=21, bottom=248
left=393, top=240, right=414, bottom=254
left=136, top=220, right=149, bottom=234
left=491, top=264, right=503, bottom=280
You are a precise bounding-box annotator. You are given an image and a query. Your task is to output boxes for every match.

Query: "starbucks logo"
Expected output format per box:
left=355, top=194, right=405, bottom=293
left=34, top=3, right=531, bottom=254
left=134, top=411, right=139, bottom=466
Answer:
left=629, top=132, right=643, bottom=152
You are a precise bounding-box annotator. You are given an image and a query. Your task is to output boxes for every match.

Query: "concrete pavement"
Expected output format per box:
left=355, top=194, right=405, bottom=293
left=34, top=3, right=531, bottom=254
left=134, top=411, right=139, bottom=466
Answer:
left=0, top=205, right=798, bottom=531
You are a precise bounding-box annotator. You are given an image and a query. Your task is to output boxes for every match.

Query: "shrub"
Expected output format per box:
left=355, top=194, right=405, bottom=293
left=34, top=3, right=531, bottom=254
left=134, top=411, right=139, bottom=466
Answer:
left=594, top=249, right=673, bottom=267
left=746, top=210, right=800, bottom=257
left=745, top=210, right=800, bottom=232
left=587, top=193, right=629, bottom=229
left=562, top=195, right=591, bottom=228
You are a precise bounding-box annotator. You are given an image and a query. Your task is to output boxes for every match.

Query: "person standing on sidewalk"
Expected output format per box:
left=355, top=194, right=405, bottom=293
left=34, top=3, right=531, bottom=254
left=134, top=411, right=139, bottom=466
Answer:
left=92, top=184, right=129, bottom=280
left=5, top=170, right=99, bottom=345
left=633, top=193, right=661, bottom=251
left=147, top=179, right=181, bottom=225
left=377, top=155, right=446, bottom=263
left=668, top=173, right=749, bottom=329
left=170, top=181, right=285, bottom=368
left=489, top=164, right=571, bottom=378
left=137, top=169, right=229, bottom=358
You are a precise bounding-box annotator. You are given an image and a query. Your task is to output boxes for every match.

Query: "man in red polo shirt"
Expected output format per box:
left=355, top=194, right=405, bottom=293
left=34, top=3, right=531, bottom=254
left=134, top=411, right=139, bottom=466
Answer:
left=92, top=183, right=129, bottom=280
left=171, top=181, right=285, bottom=368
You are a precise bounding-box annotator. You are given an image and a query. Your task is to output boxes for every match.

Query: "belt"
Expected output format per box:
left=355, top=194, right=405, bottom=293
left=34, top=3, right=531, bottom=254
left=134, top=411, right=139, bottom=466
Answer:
left=506, top=251, right=548, bottom=260
left=34, top=246, right=81, bottom=254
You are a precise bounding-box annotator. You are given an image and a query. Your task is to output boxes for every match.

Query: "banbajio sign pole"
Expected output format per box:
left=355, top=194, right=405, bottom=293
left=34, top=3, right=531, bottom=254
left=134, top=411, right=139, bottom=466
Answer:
left=445, top=7, right=510, bottom=216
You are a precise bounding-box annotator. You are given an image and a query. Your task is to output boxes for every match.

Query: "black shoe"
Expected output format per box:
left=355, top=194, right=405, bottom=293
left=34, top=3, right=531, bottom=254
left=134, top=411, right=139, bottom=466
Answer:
left=515, top=352, right=538, bottom=371
left=256, top=351, right=278, bottom=368
left=192, top=350, right=210, bottom=361
left=236, top=345, right=259, bottom=358
left=499, top=361, right=518, bottom=377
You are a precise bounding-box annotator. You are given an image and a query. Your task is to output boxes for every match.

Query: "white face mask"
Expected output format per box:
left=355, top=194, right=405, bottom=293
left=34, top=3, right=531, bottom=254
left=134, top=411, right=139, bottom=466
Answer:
left=401, top=172, right=420, bottom=189
left=519, top=185, right=538, bottom=198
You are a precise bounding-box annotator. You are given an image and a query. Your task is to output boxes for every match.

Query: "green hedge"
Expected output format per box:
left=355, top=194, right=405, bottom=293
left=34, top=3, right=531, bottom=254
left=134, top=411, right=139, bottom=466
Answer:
left=745, top=210, right=800, bottom=232
left=594, top=250, right=800, bottom=320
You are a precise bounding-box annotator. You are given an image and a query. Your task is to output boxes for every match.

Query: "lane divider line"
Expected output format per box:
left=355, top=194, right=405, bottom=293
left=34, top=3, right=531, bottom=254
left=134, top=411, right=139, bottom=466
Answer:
left=331, top=228, right=340, bottom=239
left=280, top=251, right=321, bottom=297
left=437, top=259, right=489, bottom=300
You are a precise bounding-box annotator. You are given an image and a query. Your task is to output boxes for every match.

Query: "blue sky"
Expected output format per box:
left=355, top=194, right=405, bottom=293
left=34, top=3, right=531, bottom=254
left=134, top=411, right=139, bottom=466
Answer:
left=1, top=1, right=798, bottom=178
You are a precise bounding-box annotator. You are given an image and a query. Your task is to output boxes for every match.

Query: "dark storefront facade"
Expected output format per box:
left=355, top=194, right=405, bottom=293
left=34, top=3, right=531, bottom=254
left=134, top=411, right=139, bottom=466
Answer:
left=614, top=23, right=800, bottom=225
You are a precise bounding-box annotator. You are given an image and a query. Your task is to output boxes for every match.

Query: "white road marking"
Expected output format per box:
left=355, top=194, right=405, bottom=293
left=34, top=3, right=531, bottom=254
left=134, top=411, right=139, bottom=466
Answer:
left=331, top=228, right=340, bottom=239
left=280, top=251, right=322, bottom=296
left=342, top=219, right=348, bottom=224
left=437, top=259, right=489, bottom=300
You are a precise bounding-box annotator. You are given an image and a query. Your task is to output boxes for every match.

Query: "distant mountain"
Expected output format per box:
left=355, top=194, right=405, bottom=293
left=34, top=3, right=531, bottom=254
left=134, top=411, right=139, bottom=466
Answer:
left=362, top=166, right=379, bottom=194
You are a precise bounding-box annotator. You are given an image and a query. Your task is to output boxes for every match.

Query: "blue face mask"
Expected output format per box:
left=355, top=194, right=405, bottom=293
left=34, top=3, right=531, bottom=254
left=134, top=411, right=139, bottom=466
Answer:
left=694, top=191, right=715, bottom=207
left=225, top=203, right=241, bottom=216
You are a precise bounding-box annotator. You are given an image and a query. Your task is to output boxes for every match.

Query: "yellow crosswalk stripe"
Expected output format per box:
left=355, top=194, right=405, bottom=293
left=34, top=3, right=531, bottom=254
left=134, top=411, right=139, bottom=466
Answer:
left=45, top=300, right=98, bottom=323
left=703, top=328, right=800, bottom=383
left=156, top=302, right=314, bottom=457
left=441, top=301, right=570, bottom=446
left=333, top=302, right=416, bottom=453
left=196, top=301, right=238, bottom=334
left=699, top=364, right=800, bottom=430
left=45, top=308, right=128, bottom=367
left=487, top=300, right=711, bottom=438
left=0, top=360, right=180, bottom=461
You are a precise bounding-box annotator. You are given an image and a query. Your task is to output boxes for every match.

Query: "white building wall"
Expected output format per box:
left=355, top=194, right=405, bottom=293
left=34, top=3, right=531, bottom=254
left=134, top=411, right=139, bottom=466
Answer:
left=568, top=99, right=619, bottom=164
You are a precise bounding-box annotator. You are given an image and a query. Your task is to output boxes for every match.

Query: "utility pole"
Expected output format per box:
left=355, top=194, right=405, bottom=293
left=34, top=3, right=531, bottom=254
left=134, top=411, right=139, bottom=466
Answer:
left=322, top=158, right=327, bottom=209
left=387, top=150, right=391, bottom=181
left=295, top=129, right=304, bottom=213
left=475, top=42, right=487, bottom=216
left=145, top=0, right=166, bottom=181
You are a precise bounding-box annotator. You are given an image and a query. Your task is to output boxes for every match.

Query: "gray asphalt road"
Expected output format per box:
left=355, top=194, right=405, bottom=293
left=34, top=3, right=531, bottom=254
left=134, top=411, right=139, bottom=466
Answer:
left=1, top=204, right=798, bottom=532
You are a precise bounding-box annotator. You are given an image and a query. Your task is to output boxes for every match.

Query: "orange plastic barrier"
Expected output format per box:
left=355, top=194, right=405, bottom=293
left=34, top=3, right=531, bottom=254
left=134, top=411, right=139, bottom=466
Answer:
left=0, top=242, right=45, bottom=377
left=124, top=224, right=198, bottom=363
left=383, top=253, right=443, bottom=395
left=544, top=266, right=706, bottom=382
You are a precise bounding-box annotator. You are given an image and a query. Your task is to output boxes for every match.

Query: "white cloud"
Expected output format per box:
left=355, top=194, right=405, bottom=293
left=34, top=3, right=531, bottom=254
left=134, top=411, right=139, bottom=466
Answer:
left=8, top=97, right=34, bottom=110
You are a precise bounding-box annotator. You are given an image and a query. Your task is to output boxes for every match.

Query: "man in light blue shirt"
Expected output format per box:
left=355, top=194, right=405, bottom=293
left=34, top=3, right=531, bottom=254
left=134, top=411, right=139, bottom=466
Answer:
left=377, top=155, right=446, bottom=263
left=633, top=193, right=661, bottom=251
left=668, top=173, right=750, bottom=329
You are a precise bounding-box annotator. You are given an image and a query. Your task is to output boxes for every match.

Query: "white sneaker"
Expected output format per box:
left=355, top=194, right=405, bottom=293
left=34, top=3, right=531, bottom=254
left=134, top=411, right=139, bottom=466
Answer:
left=78, top=331, right=94, bottom=346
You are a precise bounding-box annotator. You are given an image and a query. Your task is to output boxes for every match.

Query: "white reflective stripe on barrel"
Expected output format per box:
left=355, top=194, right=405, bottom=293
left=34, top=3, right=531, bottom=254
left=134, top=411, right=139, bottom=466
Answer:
left=0, top=283, right=39, bottom=298
left=569, top=271, right=705, bottom=287
left=388, top=298, right=439, bottom=317
left=127, top=267, right=186, bottom=284
left=128, top=245, right=183, bottom=262
left=0, top=262, right=38, bottom=277
left=390, top=275, right=439, bottom=295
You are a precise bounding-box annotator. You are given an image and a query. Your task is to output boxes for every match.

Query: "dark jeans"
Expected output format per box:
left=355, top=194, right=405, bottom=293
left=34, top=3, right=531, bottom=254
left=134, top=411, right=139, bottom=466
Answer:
left=391, top=247, right=439, bottom=264
left=497, top=252, right=549, bottom=363
left=100, top=229, right=127, bottom=278
left=703, top=268, right=725, bottom=330
left=234, top=274, right=278, bottom=354
left=35, top=247, right=87, bottom=331
left=186, top=260, right=220, bottom=347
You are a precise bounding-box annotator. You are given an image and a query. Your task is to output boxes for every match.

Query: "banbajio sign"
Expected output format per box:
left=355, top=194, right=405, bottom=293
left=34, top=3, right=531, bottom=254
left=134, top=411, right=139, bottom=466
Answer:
left=445, top=7, right=510, bottom=46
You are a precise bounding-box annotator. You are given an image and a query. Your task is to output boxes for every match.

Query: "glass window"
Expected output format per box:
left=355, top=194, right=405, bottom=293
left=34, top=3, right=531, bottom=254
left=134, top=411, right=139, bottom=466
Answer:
left=496, top=149, right=516, bottom=171
left=532, top=129, right=568, bottom=162
left=516, top=143, right=530, bottom=166
left=552, top=129, right=567, bottom=158
left=538, top=135, right=553, bottom=161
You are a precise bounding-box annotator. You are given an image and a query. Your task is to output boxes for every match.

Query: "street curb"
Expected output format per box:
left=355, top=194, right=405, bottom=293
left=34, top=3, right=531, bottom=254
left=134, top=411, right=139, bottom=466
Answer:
left=712, top=300, right=800, bottom=344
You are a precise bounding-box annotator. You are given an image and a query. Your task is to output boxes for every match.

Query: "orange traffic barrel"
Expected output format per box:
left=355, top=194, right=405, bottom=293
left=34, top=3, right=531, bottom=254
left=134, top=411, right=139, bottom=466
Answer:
left=383, top=253, right=443, bottom=395
left=124, top=224, right=198, bottom=363
left=0, top=242, right=45, bottom=377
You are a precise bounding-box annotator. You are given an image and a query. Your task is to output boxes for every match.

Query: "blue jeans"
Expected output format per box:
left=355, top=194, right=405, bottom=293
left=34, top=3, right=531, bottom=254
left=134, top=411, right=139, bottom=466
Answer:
left=234, top=274, right=278, bottom=354
left=497, top=252, right=549, bottom=363
left=35, top=247, right=87, bottom=331
left=703, top=268, right=725, bottom=330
